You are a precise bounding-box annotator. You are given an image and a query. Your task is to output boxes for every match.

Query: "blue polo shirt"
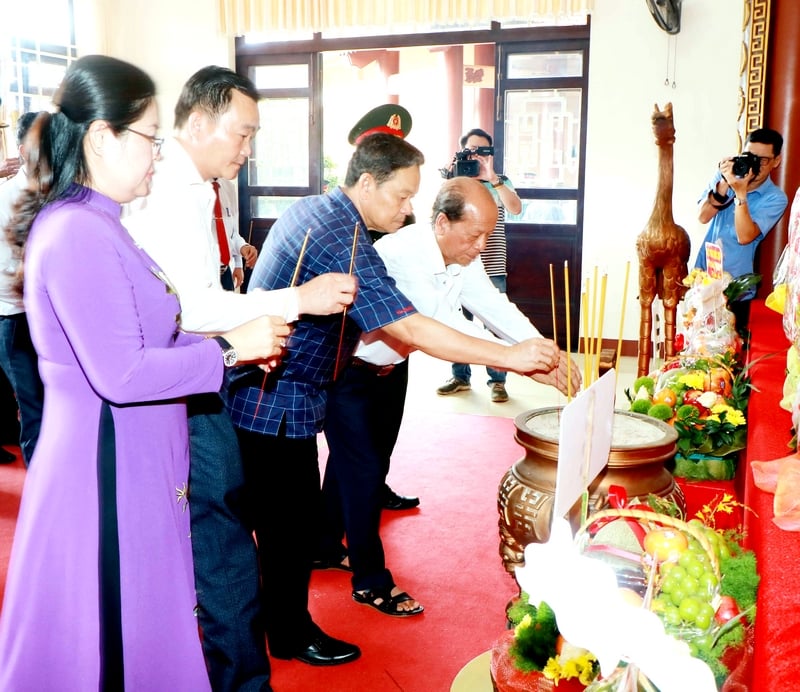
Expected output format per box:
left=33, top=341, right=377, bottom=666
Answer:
left=695, top=173, right=787, bottom=299
left=228, top=187, right=416, bottom=438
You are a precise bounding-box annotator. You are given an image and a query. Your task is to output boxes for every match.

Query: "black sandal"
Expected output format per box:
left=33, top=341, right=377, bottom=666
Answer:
left=352, top=587, right=424, bottom=617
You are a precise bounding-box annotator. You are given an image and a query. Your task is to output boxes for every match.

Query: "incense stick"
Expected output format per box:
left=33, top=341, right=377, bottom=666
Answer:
left=589, top=265, right=598, bottom=384
left=290, top=229, right=312, bottom=287
left=582, top=284, right=590, bottom=386
left=254, top=228, right=312, bottom=416
left=332, top=222, right=360, bottom=381
left=615, top=261, right=631, bottom=391
left=594, top=272, right=608, bottom=384
left=564, top=260, right=571, bottom=401
left=549, top=263, right=557, bottom=344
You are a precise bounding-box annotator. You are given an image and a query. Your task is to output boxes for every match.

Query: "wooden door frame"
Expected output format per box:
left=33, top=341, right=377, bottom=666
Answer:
left=235, top=21, right=591, bottom=345
left=235, top=20, right=591, bottom=220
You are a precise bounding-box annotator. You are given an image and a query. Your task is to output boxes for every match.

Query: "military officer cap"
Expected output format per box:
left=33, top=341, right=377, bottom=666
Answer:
left=348, top=104, right=412, bottom=145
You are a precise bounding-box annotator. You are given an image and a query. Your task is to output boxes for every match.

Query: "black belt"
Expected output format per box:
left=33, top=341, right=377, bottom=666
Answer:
left=350, top=357, right=396, bottom=376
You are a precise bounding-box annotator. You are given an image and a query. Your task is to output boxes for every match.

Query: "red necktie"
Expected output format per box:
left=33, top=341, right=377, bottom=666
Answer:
left=211, top=180, right=231, bottom=266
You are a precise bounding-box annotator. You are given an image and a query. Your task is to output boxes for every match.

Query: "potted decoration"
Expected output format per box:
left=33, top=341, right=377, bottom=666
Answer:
left=490, top=595, right=598, bottom=691
left=624, top=269, right=772, bottom=481
left=626, top=353, right=751, bottom=481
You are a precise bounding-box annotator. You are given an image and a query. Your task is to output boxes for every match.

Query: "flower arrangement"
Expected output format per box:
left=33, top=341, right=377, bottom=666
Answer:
left=625, top=353, right=751, bottom=480
left=504, top=595, right=599, bottom=687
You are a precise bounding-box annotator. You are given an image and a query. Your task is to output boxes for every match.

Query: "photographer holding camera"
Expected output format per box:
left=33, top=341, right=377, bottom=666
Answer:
left=695, top=128, right=788, bottom=332
left=437, top=128, right=522, bottom=402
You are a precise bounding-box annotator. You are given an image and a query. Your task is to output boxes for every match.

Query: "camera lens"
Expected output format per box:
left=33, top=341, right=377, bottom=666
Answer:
left=731, top=152, right=760, bottom=178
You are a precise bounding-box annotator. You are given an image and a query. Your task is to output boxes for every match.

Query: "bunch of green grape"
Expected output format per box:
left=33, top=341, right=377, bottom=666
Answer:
left=652, top=524, right=727, bottom=633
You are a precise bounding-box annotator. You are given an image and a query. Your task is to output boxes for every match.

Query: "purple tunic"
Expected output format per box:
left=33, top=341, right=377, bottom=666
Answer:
left=0, top=188, right=224, bottom=690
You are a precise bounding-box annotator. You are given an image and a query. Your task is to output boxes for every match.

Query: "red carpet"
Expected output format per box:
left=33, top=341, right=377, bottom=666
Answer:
left=742, top=301, right=800, bottom=692
left=273, top=411, right=522, bottom=691
left=0, top=413, right=523, bottom=691
left=0, top=448, right=24, bottom=606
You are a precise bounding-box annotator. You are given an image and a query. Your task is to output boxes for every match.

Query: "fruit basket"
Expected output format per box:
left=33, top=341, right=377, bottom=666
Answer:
left=575, top=505, right=758, bottom=689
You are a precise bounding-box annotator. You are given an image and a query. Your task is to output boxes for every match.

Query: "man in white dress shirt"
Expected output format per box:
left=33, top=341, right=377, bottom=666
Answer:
left=317, top=176, right=580, bottom=616
left=123, top=66, right=356, bottom=691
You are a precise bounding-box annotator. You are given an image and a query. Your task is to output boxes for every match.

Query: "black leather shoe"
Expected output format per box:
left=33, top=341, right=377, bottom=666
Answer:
left=311, top=553, right=352, bottom=572
left=383, top=485, right=420, bottom=511
left=275, top=631, right=361, bottom=666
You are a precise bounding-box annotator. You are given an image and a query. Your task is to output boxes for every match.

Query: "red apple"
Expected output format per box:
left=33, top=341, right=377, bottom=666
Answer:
left=714, top=595, right=740, bottom=625
left=682, top=390, right=709, bottom=415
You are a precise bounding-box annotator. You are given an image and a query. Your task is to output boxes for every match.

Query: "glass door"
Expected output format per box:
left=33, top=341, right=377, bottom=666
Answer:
left=237, top=52, right=321, bottom=251
left=495, top=41, right=589, bottom=347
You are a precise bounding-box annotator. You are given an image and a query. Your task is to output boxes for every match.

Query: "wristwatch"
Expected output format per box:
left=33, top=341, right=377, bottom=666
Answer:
left=212, top=335, right=239, bottom=367
left=734, top=197, right=747, bottom=207
left=491, top=175, right=508, bottom=189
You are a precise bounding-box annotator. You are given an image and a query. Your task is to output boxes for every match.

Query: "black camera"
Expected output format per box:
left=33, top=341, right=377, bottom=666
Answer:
left=441, top=146, right=494, bottom=179
left=731, top=152, right=761, bottom=178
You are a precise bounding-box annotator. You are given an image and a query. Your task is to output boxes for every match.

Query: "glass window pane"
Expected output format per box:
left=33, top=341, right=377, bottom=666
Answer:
left=251, top=196, right=300, bottom=219
left=507, top=52, right=583, bottom=79
left=250, top=98, right=309, bottom=186
left=252, top=63, right=309, bottom=89
left=9, top=2, right=74, bottom=45
left=503, top=89, right=582, bottom=190
left=508, top=199, right=577, bottom=225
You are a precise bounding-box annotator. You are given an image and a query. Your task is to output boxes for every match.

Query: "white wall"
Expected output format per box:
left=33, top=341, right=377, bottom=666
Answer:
left=584, top=0, right=743, bottom=344
left=97, top=0, right=230, bottom=129
left=92, top=0, right=745, bottom=344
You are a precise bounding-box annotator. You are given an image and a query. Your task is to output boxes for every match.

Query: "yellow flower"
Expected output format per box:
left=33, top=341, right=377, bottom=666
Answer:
left=561, top=658, right=581, bottom=679
left=578, top=658, right=599, bottom=685
left=725, top=408, right=746, bottom=426
left=542, top=657, right=562, bottom=681
left=683, top=268, right=710, bottom=287
left=542, top=648, right=598, bottom=684
left=710, top=403, right=733, bottom=415
left=678, top=372, right=706, bottom=390
left=513, top=613, right=532, bottom=637
left=709, top=403, right=745, bottom=426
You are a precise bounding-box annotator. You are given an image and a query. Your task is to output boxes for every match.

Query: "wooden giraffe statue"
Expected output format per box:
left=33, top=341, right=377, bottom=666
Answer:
left=636, top=103, right=691, bottom=377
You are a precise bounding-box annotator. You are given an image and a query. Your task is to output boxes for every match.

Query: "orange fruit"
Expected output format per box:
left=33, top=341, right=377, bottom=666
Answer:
left=708, top=368, right=732, bottom=398
left=652, top=388, right=677, bottom=408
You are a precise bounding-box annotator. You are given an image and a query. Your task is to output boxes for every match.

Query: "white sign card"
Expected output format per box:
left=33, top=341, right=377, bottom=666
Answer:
left=551, top=368, right=616, bottom=523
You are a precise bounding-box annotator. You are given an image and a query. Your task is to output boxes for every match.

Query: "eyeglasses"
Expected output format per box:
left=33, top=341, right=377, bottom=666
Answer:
left=126, top=127, right=164, bottom=156
left=745, top=152, right=775, bottom=167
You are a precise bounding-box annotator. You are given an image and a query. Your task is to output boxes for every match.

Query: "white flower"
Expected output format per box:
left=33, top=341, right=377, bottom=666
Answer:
left=698, top=391, right=718, bottom=409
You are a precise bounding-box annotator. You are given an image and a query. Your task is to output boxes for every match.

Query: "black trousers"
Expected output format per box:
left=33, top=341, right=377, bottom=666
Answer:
left=236, top=423, right=322, bottom=656
left=187, top=393, right=272, bottom=692
left=320, top=358, right=409, bottom=592
left=220, top=266, right=235, bottom=292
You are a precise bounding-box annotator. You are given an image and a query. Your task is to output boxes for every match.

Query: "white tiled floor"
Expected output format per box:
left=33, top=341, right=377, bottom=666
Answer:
left=404, top=351, right=640, bottom=419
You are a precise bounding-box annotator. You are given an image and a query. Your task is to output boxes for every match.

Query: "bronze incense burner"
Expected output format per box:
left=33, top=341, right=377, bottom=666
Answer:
left=498, top=407, right=684, bottom=574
